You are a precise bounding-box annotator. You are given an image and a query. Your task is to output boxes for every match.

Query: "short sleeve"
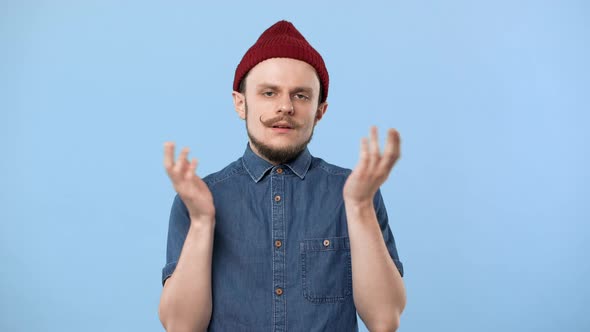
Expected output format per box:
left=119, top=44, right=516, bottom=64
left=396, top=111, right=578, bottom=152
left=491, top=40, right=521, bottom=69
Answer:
left=161, top=194, right=191, bottom=285
left=373, top=189, right=404, bottom=277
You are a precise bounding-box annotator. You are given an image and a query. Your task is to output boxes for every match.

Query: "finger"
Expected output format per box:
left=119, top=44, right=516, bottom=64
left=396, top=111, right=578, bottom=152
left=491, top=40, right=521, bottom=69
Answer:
left=185, top=158, right=198, bottom=180
left=368, top=126, right=380, bottom=171
left=163, top=141, right=175, bottom=171
left=355, top=137, right=370, bottom=173
left=378, top=128, right=401, bottom=173
left=174, top=147, right=190, bottom=174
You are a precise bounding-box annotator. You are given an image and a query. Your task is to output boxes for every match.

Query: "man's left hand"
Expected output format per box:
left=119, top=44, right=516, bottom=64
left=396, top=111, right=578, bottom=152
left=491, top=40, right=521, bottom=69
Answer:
left=343, top=126, right=401, bottom=206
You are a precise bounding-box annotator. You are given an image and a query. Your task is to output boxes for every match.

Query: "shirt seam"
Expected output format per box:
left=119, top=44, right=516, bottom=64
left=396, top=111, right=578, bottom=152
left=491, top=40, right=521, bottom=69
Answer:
left=203, top=164, right=246, bottom=188
left=315, top=159, right=351, bottom=176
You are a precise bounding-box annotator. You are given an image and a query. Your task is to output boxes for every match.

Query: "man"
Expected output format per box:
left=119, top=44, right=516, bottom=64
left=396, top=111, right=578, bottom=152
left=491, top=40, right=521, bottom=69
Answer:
left=159, top=20, right=406, bottom=332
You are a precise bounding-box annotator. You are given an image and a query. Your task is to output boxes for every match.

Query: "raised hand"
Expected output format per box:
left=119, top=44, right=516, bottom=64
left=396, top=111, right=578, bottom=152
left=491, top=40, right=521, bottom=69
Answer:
left=163, top=142, right=215, bottom=222
left=343, top=127, right=401, bottom=205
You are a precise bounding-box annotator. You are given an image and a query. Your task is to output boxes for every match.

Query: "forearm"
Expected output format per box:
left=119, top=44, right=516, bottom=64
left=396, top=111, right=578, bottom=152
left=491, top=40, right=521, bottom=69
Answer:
left=159, top=218, right=215, bottom=332
left=346, top=200, right=406, bottom=332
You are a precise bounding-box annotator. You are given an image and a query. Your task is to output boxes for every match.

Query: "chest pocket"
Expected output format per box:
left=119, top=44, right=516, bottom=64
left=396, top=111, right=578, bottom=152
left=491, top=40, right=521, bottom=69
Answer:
left=300, top=236, right=352, bottom=303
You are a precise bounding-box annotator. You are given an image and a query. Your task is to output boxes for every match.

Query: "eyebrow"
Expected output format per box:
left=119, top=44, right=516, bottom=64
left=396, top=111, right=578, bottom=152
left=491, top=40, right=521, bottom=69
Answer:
left=256, top=83, right=314, bottom=94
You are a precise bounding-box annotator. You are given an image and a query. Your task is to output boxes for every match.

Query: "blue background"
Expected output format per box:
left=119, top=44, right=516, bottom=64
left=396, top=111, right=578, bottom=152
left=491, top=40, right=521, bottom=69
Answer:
left=1, top=1, right=588, bottom=331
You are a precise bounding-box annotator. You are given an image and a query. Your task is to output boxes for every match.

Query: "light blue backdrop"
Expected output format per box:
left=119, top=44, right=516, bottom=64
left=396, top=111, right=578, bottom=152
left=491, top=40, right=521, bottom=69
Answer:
left=1, top=1, right=588, bottom=331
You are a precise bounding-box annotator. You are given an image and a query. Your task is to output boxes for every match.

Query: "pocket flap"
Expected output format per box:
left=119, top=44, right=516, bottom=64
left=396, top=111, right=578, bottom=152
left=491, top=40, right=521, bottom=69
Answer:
left=300, top=236, right=350, bottom=251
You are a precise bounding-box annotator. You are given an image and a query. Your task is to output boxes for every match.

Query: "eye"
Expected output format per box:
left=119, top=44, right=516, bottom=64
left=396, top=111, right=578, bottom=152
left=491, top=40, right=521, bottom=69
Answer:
left=294, top=93, right=309, bottom=100
left=263, top=91, right=275, bottom=97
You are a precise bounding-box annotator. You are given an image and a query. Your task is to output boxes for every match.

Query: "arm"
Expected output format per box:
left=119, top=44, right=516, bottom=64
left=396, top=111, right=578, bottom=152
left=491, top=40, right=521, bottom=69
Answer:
left=160, top=217, right=214, bottom=332
left=343, top=127, right=406, bottom=332
left=159, top=143, right=216, bottom=332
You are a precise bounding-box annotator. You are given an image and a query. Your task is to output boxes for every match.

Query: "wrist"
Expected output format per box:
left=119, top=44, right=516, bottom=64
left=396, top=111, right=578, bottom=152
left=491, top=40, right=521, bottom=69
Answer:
left=344, top=198, right=374, bottom=216
left=190, top=215, right=216, bottom=228
left=344, top=197, right=373, bottom=210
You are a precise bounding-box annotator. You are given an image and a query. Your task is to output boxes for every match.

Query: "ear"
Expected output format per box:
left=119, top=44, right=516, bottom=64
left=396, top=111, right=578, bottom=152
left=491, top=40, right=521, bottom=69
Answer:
left=314, top=102, right=328, bottom=124
left=232, top=91, right=246, bottom=120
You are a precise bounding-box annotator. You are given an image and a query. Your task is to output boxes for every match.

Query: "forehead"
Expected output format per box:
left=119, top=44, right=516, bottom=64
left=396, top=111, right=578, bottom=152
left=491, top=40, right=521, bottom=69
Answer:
left=245, top=58, right=320, bottom=90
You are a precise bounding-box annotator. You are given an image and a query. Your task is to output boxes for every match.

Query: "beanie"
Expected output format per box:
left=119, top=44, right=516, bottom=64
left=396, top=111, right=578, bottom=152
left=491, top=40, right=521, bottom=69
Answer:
left=233, top=20, right=329, bottom=103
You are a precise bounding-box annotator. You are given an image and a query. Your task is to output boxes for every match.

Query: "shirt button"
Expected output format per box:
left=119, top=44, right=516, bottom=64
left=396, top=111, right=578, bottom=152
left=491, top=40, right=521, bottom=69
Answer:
left=275, top=240, right=282, bottom=248
left=323, top=239, right=330, bottom=247
left=274, top=195, right=281, bottom=202
left=276, top=168, right=283, bottom=174
left=275, top=288, right=283, bottom=296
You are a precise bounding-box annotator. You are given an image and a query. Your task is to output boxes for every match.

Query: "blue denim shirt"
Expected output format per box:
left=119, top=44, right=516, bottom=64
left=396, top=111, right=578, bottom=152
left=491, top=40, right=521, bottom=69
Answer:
left=162, top=144, right=404, bottom=332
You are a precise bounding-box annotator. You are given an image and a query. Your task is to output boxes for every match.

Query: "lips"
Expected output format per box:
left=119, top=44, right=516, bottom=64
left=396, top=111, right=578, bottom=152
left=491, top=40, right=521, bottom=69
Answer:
left=269, top=122, right=294, bottom=134
left=271, top=121, right=294, bottom=129
left=261, top=116, right=299, bottom=131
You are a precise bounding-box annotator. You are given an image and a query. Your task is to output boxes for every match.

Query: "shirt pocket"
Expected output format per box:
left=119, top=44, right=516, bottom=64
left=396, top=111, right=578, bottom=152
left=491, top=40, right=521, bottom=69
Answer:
left=300, top=236, right=352, bottom=303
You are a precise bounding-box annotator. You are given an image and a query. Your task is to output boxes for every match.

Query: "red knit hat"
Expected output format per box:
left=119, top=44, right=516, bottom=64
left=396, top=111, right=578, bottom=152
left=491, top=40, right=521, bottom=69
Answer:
left=233, top=20, right=329, bottom=103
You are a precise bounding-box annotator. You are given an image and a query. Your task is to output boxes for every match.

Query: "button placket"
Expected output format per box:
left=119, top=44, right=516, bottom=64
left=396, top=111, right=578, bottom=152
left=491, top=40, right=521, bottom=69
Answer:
left=271, top=167, right=286, bottom=329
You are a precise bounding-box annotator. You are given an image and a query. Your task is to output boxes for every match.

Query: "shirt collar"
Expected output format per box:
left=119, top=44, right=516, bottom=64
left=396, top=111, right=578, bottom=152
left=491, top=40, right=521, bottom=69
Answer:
left=241, top=143, right=312, bottom=182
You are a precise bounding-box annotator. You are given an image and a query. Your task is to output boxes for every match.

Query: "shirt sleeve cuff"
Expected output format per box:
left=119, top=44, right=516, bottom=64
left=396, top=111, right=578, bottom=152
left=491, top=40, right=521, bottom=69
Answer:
left=161, top=261, right=178, bottom=286
left=393, top=259, right=404, bottom=278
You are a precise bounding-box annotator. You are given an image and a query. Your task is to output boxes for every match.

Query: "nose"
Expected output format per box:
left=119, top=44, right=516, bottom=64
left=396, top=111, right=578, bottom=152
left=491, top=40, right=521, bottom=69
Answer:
left=278, top=96, right=294, bottom=115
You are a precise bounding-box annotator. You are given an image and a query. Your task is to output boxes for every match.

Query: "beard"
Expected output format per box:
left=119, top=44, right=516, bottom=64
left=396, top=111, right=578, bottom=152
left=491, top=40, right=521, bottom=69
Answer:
left=245, top=101, right=315, bottom=164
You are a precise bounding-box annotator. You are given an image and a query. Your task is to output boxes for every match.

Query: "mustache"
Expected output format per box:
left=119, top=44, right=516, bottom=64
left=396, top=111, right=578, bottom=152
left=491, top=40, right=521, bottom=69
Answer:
left=259, top=115, right=301, bottom=129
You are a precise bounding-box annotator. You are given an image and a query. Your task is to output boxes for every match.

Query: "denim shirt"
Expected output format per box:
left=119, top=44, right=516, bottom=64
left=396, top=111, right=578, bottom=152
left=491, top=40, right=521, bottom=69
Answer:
left=162, top=144, right=404, bottom=332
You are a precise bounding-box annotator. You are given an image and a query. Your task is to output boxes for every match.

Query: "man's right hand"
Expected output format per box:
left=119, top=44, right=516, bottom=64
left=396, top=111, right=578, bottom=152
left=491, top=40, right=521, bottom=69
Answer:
left=163, top=142, right=215, bottom=223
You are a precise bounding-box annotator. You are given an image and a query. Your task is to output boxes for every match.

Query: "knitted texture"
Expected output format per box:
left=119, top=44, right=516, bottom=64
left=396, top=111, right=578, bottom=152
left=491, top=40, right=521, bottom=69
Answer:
left=233, top=20, right=329, bottom=103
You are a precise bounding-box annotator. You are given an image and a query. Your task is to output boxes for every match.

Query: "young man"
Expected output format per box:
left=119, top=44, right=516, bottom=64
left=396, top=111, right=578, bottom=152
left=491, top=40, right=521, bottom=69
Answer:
left=159, top=20, right=406, bottom=332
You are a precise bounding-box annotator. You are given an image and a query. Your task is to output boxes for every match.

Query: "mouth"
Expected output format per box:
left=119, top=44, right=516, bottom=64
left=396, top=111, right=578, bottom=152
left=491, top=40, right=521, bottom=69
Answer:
left=272, top=125, right=293, bottom=129
left=270, top=123, right=294, bottom=134
left=270, top=122, right=294, bottom=131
